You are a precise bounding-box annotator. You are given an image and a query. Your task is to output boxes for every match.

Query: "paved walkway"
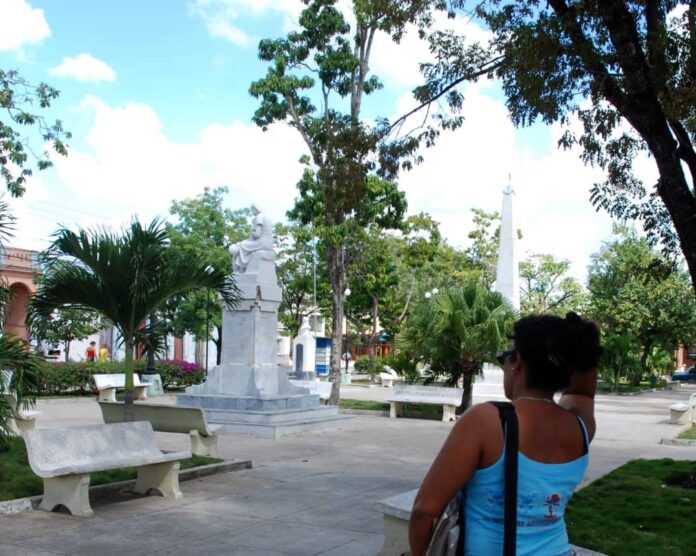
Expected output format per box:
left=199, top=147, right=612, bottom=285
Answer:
left=1, top=385, right=695, bottom=555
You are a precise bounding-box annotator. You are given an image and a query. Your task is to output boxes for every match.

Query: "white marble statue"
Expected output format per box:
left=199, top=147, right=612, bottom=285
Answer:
left=229, top=204, right=274, bottom=274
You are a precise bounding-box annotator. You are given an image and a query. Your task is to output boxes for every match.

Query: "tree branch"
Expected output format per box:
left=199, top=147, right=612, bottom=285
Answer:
left=389, top=57, right=503, bottom=132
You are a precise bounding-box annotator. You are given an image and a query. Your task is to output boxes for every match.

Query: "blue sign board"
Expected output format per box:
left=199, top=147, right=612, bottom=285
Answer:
left=315, top=336, right=331, bottom=376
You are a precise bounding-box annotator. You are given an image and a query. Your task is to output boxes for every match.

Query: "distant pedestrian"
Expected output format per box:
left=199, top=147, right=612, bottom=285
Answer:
left=98, top=343, right=110, bottom=363
left=343, top=351, right=351, bottom=371
left=86, top=341, right=97, bottom=362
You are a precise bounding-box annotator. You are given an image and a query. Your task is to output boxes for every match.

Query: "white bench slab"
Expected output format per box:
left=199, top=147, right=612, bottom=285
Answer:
left=99, top=400, right=222, bottom=457
left=669, top=393, right=696, bottom=424
left=289, top=379, right=332, bottom=403
left=379, top=367, right=402, bottom=388
left=23, top=421, right=190, bottom=517
left=375, top=489, right=606, bottom=556
left=386, top=384, right=463, bottom=422
left=92, top=373, right=151, bottom=402
left=1, top=370, right=41, bottom=435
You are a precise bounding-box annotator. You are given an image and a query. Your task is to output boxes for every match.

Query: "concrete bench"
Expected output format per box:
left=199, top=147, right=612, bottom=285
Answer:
left=375, top=489, right=606, bottom=556
left=1, top=370, right=41, bottom=434
left=99, top=400, right=222, bottom=457
left=669, top=393, right=696, bottom=424
left=23, top=421, right=190, bottom=517
left=379, top=367, right=402, bottom=388
left=93, top=373, right=151, bottom=402
left=386, top=384, right=463, bottom=422
left=289, top=379, right=332, bottom=403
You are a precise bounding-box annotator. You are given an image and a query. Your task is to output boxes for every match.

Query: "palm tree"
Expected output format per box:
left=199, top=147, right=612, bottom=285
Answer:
left=397, top=282, right=517, bottom=412
left=28, top=219, right=239, bottom=420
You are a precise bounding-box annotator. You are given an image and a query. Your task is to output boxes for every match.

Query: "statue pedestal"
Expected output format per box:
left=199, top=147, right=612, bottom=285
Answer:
left=178, top=269, right=352, bottom=438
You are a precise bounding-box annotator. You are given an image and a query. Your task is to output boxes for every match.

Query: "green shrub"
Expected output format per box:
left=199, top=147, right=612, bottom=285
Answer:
left=134, top=359, right=204, bottom=389
left=353, top=355, right=384, bottom=374
left=38, top=358, right=204, bottom=394
left=381, top=351, right=421, bottom=384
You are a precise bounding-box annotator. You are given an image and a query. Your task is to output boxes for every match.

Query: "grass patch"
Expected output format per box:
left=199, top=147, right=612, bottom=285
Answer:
left=339, top=398, right=444, bottom=420
left=339, top=399, right=388, bottom=411
left=596, top=381, right=661, bottom=394
left=677, top=425, right=696, bottom=440
left=0, top=436, right=222, bottom=501
left=567, top=459, right=696, bottom=555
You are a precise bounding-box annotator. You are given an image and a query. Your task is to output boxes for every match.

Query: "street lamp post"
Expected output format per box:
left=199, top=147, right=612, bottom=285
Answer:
left=205, top=288, right=210, bottom=375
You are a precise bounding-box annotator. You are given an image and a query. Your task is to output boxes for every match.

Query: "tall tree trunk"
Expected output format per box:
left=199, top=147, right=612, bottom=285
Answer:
left=639, top=340, right=653, bottom=384
left=64, top=341, right=70, bottom=362
left=457, top=373, right=474, bottom=415
left=368, top=295, right=379, bottom=371
left=123, top=341, right=135, bottom=422
left=327, top=244, right=346, bottom=405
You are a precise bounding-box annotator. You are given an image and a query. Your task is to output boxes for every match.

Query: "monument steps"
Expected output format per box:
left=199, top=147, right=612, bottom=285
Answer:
left=204, top=404, right=343, bottom=425
left=214, top=412, right=355, bottom=439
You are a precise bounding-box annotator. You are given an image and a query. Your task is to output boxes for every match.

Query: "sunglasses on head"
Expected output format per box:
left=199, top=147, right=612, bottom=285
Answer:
left=496, top=349, right=516, bottom=366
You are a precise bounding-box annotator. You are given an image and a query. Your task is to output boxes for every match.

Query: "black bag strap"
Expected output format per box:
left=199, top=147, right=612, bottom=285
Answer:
left=490, top=401, right=519, bottom=556
left=456, top=486, right=466, bottom=556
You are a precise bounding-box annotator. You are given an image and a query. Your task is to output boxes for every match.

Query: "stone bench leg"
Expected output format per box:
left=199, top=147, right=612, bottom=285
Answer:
left=190, top=430, right=218, bottom=457
left=442, top=404, right=457, bottom=422
left=389, top=402, right=402, bottom=419
left=380, top=513, right=410, bottom=556
left=39, top=474, right=93, bottom=518
left=5, top=418, right=21, bottom=436
left=98, top=388, right=117, bottom=402
left=133, top=386, right=148, bottom=401
left=134, top=461, right=183, bottom=499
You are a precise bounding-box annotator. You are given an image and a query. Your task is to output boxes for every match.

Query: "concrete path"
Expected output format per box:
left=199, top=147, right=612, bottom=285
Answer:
left=1, top=385, right=695, bottom=555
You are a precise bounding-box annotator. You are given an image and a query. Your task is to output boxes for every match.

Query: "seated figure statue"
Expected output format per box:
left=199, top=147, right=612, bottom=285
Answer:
left=229, top=204, right=275, bottom=274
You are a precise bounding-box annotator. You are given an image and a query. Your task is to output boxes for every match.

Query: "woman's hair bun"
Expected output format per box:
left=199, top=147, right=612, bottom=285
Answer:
left=565, top=311, right=581, bottom=323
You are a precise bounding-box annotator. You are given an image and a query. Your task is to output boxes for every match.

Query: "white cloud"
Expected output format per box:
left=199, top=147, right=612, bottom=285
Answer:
left=49, top=54, right=116, bottom=82
left=188, top=0, right=301, bottom=46
left=52, top=96, right=308, bottom=227
left=371, top=10, right=492, bottom=89
left=0, top=0, right=51, bottom=51
left=394, top=81, right=616, bottom=282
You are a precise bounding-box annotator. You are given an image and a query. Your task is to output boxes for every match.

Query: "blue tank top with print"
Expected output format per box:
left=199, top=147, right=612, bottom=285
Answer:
left=464, top=414, right=589, bottom=556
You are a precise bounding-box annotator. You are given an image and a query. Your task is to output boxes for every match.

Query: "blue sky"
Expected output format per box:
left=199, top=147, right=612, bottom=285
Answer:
left=1, top=0, right=622, bottom=282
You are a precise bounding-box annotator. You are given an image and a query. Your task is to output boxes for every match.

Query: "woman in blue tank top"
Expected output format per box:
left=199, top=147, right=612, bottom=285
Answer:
left=410, top=313, right=603, bottom=556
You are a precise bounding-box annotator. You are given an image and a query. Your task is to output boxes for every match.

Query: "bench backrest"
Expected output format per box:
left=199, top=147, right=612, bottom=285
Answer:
left=99, top=401, right=212, bottom=436
left=390, top=384, right=464, bottom=405
left=289, top=379, right=332, bottom=399
left=93, top=373, right=148, bottom=389
left=23, top=421, right=163, bottom=478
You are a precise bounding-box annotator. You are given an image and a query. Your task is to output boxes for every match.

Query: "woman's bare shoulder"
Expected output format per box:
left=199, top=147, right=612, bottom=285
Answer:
left=453, top=402, right=502, bottom=436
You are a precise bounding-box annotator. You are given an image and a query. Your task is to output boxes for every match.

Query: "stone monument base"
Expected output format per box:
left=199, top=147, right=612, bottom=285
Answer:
left=177, top=393, right=354, bottom=439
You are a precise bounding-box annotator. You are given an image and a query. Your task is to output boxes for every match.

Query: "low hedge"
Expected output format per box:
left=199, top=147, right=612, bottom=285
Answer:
left=38, top=359, right=205, bottom=395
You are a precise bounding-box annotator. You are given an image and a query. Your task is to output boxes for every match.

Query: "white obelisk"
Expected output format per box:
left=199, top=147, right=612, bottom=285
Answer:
left=495, top=183, right=520, bottom=310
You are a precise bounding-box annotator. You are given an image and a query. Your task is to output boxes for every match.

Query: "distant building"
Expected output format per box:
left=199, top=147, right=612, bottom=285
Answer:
left=0, top=247, right=40, bottom=340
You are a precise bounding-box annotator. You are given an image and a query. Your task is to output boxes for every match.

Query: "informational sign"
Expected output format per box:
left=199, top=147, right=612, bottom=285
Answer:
left=315, top=337, right=331, bottom=376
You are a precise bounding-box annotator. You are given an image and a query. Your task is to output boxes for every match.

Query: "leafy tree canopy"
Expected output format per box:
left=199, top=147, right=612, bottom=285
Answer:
left=410, top=1, right=696, bottom=294
left=587, top=225, right=696, bottom=374
left=1, top=69, right=70, bottom=196
left=520, top=253, right=586, bottom=316
left=164, top=188, right=249, bottom=363
left=251, top=0, right=439, bottom=401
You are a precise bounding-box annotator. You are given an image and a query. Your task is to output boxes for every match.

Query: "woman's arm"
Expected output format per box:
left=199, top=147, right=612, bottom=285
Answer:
left=558, top=367, right=597, bottom=441
left=409, top=403, right=495, bottom=556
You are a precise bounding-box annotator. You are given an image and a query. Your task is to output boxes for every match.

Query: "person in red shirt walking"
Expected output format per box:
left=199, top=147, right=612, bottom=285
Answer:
left=85, top=341, right=97, bottom=362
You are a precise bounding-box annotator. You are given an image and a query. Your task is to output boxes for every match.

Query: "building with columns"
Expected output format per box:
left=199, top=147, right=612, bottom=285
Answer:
left=0, top=247, right=39, bottom=340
